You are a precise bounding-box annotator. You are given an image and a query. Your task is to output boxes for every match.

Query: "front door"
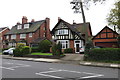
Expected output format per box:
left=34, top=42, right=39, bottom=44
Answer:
left=76, top=44, right=80, bottom=53
left=74, top=40, right=81, bottom=53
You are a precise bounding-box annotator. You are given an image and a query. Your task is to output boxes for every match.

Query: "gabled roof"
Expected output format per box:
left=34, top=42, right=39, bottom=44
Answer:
left=0, top=27, right=9, bottom=33
left=92, top=26, right=119, bottom=40
left=51, top=19, right=92, bottom=40
left=5, top=20, right=45, bottom=35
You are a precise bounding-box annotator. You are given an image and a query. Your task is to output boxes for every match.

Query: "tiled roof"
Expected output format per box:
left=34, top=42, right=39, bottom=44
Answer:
left=0, top=27, right=8, bottom=32
left=52, top=19, right=92, bottom=40
left=5, top=20, right=45, bottom=35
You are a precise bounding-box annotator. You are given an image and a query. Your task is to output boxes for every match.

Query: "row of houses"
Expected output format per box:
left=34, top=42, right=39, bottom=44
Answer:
left=0, top=16, right=119, bottom=53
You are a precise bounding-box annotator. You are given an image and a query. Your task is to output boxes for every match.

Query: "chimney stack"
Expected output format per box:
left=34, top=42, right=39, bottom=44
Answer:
left=31, top=19, right=35, bottom=22
left=73, top=20, right=76, bottom=24
left=58, top=17, right=61, bottom=22
left=17, top=22, right=20, bottom=25
left=22, top=16, right=28, bottom=24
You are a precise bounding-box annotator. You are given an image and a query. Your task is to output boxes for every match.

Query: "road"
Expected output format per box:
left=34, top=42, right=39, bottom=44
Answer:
left=1, top=58, right=119, bottom=80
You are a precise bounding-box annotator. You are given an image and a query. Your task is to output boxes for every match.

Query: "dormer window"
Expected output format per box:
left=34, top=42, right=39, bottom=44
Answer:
left=24, top=24, right=29, bottom=29
left=17, top=25, right=22, bottom=29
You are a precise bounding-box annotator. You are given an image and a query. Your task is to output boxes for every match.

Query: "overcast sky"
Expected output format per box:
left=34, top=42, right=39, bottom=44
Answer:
left=0, top=0, right=115, bottom=35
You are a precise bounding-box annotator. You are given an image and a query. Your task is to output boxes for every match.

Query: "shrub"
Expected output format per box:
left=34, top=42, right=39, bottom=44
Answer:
left=31, top=47, right=39, bottom=52
left=64, top=48, right=73, bottom=53
left=38, top=40, right=52, bottom=53
left=13, top=49, right=22, bottom=57
left=52, top=42, right=62, bottom=56
left=85, top=48, right=120, bottom=61
left=22, top=46, right=31, bottom=55
left=13, top=43, right=31, bottom=57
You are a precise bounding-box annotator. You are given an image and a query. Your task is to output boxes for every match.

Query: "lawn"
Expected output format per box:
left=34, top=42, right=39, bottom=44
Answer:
left=31, top=52, right=52, bottom=56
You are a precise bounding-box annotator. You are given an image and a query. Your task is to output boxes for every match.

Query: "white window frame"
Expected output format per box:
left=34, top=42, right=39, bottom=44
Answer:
left=20, top=34, right=26, bottom=39
left=11, top=35, right=16, bottom=39
left=29, top=33, right=32, bottom=37
left=57, top=40, right=69, bottom=49
left=17, top=25, right=22, bottom=29
left=57, top=29, right=68, bottom=35
left=24, top=24, right=29, bottom=29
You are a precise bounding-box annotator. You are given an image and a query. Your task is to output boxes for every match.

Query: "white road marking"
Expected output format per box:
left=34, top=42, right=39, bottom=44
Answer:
left=36, top=73, right=62, bottom=79
left=81, top=74, right=104, bottom=79
left=2, top=62, right=30, bottom=70
left=40, top=70, right=62, bottom=74
left=36, top=68, right=104, bottom=79
left=0, top=66, right=14, bottom=70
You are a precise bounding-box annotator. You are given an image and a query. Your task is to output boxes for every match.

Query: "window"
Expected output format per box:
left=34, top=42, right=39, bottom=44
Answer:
left=11, top=35, right=16, bottom=39
left=9, top=43, right=16, bottom=47
left=57, top=40, right=69, bottom=49
left=43, top=33, right=46, bottom=37
left=29, top=33, right=32, bottom=37
left=57, top=29, right=68, bottom=35
left=6, top=35, right=9, bottom=39
left=20, top=34, right=26, bottom=38
left=24, top=24, right=29, bottom=29
left=17, top=25, right=22, bottom=29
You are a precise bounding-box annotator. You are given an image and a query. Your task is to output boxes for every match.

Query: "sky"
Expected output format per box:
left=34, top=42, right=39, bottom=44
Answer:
left=0, top=0, right=116, bottom=35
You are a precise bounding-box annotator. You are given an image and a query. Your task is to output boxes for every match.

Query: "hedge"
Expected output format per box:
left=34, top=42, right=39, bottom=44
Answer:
left=64, top=48, right=73, bottom=53
left=85, top=48, right=120, bottom=61
left=31, top=47, right=39, bottom=52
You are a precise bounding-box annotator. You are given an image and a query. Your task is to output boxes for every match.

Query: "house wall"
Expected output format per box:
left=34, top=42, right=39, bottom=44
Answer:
left=93, top=27, right=119, bottom=48
left=0, top=28, right=10, bottom=49
left=3, top=18, right=52, bottom=48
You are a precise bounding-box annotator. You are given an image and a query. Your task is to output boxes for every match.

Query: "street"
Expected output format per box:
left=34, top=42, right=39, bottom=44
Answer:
left=1, top=58, right=119, bottom=80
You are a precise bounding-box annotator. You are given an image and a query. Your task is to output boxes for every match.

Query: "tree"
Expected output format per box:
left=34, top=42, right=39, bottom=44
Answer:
left=70, top=0, right=106, bottom=53
left=107, top=1, right=120, bottom=31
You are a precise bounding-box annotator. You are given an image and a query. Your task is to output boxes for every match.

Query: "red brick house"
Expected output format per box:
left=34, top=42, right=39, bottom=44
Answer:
left=51, top=18, right=92, bottom=53
left=92, top=26, right=119, bottom=48
left=0, top=27, right=10, bottom=49
left=3, top=16, right=52, bottom=48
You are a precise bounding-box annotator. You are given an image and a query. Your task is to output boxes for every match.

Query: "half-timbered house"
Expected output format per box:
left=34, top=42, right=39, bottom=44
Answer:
left=51, top=18, right=92, bottom=53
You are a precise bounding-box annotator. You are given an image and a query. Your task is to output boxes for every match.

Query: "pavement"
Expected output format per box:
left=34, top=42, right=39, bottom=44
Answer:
left=1, top=54, right=120, bottom=68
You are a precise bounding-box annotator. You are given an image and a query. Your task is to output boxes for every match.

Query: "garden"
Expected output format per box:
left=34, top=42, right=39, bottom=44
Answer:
left=13, top=39, right=65, bottom=59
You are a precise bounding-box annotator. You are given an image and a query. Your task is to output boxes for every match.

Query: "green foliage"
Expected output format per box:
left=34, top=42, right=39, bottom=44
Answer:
left=31, top=47, right=39, bottom=52
left=117, top=35, right=120, bottom=47
left=85, top=48, right=120, bottom=61
left=64, top=48, right=73, bottom=53
left=22, top=46, right=31, bottom=55
left=2, top=48, right=9, bottom=51
left=38, top=40, right=52, bottom=53
left=107, top=1, right=120, bottom=30
left=84, top=39, right=94, bottom=54
left=13, top=43, right=31, bottom=57
left=52, top=42, right=62, bottom=56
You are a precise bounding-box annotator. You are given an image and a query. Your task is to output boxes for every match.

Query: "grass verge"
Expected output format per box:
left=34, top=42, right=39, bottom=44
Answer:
left=31, top=52, right=52, bottom=56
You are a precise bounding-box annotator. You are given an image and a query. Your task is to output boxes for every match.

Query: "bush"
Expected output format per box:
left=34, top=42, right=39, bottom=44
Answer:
left=64, top=48, right=73, bottom=53
left=85, top=48, right=120, bottom=61
left=38, top=40, right=52, bottom=53
left=52, top=42, right=62, bottom=56
left=13, top=43, right=31, bottom=57
left=13, top=49, right=22, bottom=57
left=22, top=46, right=31, bottom=55
left=31, top=47, right=39, bottom=53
